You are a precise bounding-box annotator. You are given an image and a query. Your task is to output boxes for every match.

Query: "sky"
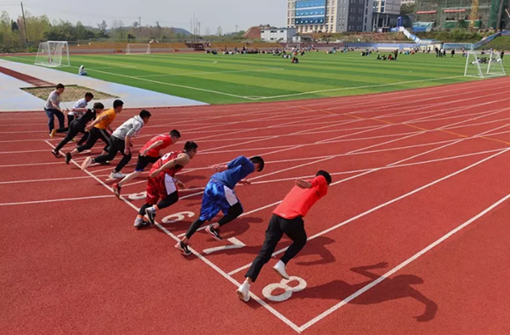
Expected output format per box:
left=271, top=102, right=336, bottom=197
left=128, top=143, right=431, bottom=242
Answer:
left=0, top=0, right=287, bottom=33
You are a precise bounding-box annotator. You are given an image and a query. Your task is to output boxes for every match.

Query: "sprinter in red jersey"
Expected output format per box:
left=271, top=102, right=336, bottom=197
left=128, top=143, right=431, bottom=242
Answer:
left=113, top=130, right=181, bottom=198
left=134, top=141, right=198, bottom=229
left=236, top=170, right=332, bottom=302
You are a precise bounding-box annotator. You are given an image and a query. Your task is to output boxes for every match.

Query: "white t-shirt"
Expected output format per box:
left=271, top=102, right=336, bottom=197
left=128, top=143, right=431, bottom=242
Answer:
left=69, top=98, right=88, bottom=116
left=45, top=90, right=60, bottom=109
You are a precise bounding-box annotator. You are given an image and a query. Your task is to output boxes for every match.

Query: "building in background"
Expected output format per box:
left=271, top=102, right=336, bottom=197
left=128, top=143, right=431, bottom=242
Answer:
left=372, top=13, right=412, bottom=31
left=373, top=0, right=402, bottom=15
left=260, top=27, right=298, bottom=42
left=401, top=0, right=415, bottom=4
left=414, top=0, right=508, bottom=30
left=243, top=25, right=272, bottom=40
left=287, top=0, right=374, bottom=33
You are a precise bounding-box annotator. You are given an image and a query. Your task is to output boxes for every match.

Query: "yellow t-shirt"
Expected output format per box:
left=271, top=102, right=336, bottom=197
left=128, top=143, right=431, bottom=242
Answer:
left=94, top=108, right=116, bottom=129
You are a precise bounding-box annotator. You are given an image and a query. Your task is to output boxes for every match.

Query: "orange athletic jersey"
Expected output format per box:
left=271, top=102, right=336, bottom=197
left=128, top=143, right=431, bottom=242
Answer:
left=94, top=108, right=116, bottom=129
left=149, top=151, right=185, bottom=177
left=273, top=176, right=328, bottom=219
left=140, top=134, right=173, bottom=158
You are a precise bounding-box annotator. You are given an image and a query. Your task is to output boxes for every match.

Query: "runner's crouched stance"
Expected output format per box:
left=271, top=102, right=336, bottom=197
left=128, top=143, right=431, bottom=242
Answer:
left=237, top=170, right=332, bottom=302
left=135, top=141, right=198, bottom=228
left=176, top=156, right=265, bottom=256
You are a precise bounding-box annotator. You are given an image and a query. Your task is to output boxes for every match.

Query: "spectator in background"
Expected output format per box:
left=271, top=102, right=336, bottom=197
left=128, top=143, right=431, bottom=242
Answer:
left=79, top=65, right=87, bottom=76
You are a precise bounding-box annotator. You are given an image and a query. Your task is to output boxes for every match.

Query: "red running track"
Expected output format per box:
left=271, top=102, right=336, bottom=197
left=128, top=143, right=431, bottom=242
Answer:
left=2, top=77, right=510, bottom=334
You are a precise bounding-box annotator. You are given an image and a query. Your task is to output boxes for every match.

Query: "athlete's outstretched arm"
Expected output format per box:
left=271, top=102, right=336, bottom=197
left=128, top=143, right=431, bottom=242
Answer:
left=141, top=140, right=164, bottom=156
left=150, top=154, right=190, bottom=178
left=212, top=164, right=228, bottom=172
left=295, top=178, right=312, bottom=189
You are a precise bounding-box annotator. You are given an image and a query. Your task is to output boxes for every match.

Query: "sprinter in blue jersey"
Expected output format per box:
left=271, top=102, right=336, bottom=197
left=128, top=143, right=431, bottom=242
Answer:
left=176, top=155, right=265, bottom=256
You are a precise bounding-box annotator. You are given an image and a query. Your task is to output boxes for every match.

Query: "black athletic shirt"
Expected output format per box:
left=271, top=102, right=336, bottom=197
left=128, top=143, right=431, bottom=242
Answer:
left=77, top=108, right=97, bottom=124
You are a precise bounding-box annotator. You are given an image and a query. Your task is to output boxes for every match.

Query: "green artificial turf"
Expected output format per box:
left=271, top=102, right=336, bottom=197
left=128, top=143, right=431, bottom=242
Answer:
left=2, top=51, right=508, bottom=105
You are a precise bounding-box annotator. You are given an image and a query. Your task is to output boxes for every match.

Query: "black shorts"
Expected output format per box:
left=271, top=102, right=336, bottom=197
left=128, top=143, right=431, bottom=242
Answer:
left=135, top=155, right=159, bottom=172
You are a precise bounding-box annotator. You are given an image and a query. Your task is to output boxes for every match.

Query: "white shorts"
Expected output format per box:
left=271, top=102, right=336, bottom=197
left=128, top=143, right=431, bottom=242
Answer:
left=164, top=174, right=177, bottom=195
left=224, top=185, right=239, bottom=206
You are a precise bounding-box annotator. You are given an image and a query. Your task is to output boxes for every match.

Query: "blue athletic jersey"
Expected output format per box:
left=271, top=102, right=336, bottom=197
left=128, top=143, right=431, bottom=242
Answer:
left=212, top=156, right=255, bottom=189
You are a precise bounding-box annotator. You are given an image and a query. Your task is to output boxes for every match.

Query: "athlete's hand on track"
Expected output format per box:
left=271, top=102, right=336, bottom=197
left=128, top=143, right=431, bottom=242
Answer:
left=295, top=179, right=312, bottom=189
left=124, top=148, right=130, bottom=156
left=150, top=170, right=161, bottom=178
left=239, top=179, right=251, bottom=185
left=212, top=164, right=225, bottom=172
left=141, top=149, right=148, bottom=156
left=176, top=180, right=186, bottom=189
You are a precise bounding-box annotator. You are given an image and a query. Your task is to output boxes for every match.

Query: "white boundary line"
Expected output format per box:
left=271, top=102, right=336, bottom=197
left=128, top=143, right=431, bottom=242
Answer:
left=137, top=68, right=285, bottom=78
left=0, top=194, right=113, bottom=206
left=43, top=140, right=302, bottom=332
left=298, top=190, right=510, bottom=332
left=251, top=76, right=465, bottom=100
left=0, top=176, right=92, bottom=185
left=227, top=122, right=510, bottom=276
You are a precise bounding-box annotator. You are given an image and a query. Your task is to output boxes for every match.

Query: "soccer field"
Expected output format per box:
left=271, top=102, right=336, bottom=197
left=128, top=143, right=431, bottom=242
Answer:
left=3, top=52, right=509, bottom=104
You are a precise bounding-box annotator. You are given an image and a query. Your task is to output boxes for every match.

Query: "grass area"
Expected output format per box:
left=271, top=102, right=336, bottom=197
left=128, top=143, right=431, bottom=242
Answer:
left=21, top=85, right=117, bottom=100
left=484, top=36, right=510, bottom=51
left=2, top=51, right=509, bottom=104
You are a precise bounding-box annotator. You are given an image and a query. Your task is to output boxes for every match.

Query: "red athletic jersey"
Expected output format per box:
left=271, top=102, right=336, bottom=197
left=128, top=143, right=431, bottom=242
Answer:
left=149, top=151, right=185, bottom=177
left=140, top=134, right=173, bottom=158
left=273, top=176, right=328, bottom=219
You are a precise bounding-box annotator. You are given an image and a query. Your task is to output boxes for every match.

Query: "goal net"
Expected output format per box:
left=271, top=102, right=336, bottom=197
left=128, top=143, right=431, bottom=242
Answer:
left=35, top=41, right=70, bottom=68
left=464, top=50, right=506, bottom=78
left=126, top=44, right=151, bottom=55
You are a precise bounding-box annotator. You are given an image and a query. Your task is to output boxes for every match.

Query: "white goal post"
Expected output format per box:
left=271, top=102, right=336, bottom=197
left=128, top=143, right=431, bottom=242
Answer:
left=464, top=50, right=506, bottom=78
left=35, top=41, right=70, bottom=68
left=126, top=43, right=151, bottom=54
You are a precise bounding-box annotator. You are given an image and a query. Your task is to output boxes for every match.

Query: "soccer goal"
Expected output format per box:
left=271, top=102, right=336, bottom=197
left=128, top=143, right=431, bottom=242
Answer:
left=126, top=44, right=151, bottom=55
left=35, top=41, right=70, bottom=68
left=464, top=50, right=506, bottom=78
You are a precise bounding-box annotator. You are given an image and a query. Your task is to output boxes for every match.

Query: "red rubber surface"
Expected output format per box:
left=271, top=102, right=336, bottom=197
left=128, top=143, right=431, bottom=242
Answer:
left=2, top=76, right=510, bottom=334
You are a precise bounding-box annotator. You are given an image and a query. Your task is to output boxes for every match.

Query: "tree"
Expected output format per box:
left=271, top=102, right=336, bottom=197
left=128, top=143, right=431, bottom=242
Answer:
left=0, top=11, right=22, bottom=51
left=400, top=3, right=415, bottom=16
left=98, top=20, right=107, bottom=32
left=11, top=21, right=18, bottom=32
left=21, top=11, right=51, bottom=43
left=112, top=19, right=126, bottom=40
left=216, top=26, right=222, bottom=36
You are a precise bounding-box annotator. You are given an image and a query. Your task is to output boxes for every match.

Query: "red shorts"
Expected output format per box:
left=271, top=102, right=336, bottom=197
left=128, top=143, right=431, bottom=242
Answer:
left=146, top=172, right=178, bottom=205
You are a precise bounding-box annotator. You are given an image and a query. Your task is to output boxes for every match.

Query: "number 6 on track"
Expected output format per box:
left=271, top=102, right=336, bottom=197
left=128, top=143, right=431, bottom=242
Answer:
left=161, top=211, right=195, bottom=224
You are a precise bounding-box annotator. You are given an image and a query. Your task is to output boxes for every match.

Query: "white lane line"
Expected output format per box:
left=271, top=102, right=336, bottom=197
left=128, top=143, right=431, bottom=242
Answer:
left=298, top=190, right=510, bottom=332
left=43, top=139, right=302, bottom=333
left=253, top=76, right=465, bottom=100
left=227, top=122, right=510, bottom=276
left=0, top=194, right=113, bottom=206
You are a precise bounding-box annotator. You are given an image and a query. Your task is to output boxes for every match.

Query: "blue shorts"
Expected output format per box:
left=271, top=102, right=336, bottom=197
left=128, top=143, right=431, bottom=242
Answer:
left=199, top=180, right=242, bottom=221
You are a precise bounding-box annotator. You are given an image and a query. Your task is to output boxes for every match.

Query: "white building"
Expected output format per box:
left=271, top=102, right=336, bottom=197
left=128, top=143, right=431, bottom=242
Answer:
left=287, top=0, right=374, bottom=33
left=373, top=0, right=402, bottom=15
left=401, top=0, right=414, bottom=4
left=260, top=27, right=298, bottom=43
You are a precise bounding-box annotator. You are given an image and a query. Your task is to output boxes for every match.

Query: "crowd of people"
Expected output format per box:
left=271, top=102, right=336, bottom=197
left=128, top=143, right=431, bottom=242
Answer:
left=44, top=83, right=332, bottom=302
